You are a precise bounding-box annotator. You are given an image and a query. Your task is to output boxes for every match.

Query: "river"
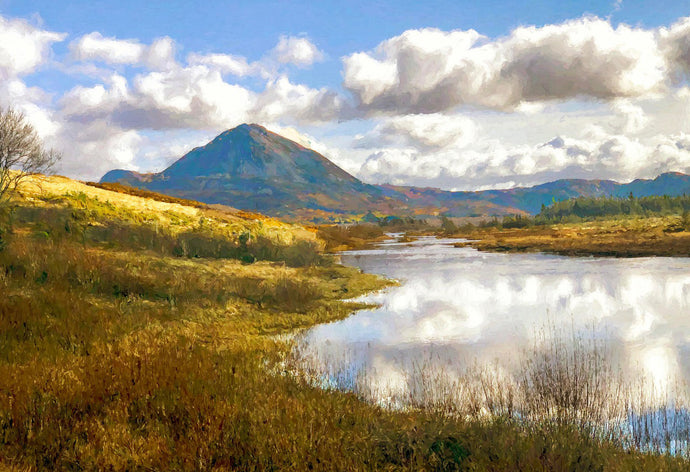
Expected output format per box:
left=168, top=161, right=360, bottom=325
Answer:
left=293, top=235, right=690, bottom=450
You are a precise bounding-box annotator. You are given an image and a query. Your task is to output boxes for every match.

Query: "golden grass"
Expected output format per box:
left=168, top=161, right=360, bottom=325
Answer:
left=19, top=174, right=316, bottom=244
left=454, top=216, right=690, bottom=257
left=316, top=224, right=388, bottom=252
left=0, top=178, right=688, bottom=470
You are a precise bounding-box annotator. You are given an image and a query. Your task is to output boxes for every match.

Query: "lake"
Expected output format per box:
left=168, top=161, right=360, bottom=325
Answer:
left=293, top=235, right=690, bottom=450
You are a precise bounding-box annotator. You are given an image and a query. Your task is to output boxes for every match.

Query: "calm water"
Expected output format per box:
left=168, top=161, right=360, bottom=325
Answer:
left=294, top=235, right=690, bottom=408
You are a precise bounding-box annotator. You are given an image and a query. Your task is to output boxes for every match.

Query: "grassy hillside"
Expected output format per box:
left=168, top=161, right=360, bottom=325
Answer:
left=1, top=175, right=687, bottom=470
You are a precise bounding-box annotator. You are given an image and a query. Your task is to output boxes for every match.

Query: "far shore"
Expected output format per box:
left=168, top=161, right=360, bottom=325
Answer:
left=448, top=216, right=690, bottom=258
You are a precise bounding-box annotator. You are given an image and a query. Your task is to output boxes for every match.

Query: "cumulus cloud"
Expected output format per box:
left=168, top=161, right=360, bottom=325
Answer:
left=610, top=99, right=649, bottom=134
left=70, top=32, right=145, bottom=64
left=272, top=36, right=324, bottom=67
left=9, top=11, right=690, bottom=189
left=357, top=126, right=690, bottom=190
left=251, top=75, right=348, bottom=124
left=69, top=33, right=176, bottom=69
left=355, top=113, right=478, bottom=151
left=49, top=120, right=144, bottom=180
left=0, top=16, right=65, bottom=78
left=59, top=64, right=349, bottom=132
left=186, top=52, right=259, bottom=77
left=660, top=16, right=690, bottom=80
left=343, top=18, right=667, bottom=114
left=61, top=31, right=342, bottom=132
left=60, top=66, right=255, bottom=130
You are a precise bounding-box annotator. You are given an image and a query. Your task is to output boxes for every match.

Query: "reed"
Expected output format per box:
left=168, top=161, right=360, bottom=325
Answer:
left=292, top=324, right=690, bottom=459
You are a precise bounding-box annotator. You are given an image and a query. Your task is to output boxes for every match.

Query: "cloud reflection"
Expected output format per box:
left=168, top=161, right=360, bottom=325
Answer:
left=296, top=237, right=690, bottom=404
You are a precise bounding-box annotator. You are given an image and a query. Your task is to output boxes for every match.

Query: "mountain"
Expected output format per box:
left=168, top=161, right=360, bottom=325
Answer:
left=382, top=173, right=690, bottom=216
left=102, top=124, right=403, bottom=219
left=101, top=124, right=690, bottom=221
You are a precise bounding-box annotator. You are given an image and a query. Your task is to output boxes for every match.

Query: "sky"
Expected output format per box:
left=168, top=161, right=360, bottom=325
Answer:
left=2, top=0, right=690, bottom=191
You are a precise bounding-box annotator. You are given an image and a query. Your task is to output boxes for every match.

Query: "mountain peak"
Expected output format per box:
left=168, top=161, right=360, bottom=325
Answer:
left=160, top=123, right=355, bottom=183
left=213, top=123, right=267, bottom=141
left=233, top=123, right=267, bottom=133
left=101, top=122, right=374, bottom=215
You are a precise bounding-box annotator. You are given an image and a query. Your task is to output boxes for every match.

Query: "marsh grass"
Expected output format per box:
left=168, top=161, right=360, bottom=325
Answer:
left=292, top=324, right=690, bottom=460
left=7, top=191, right=324, bottom=267
left=317, top=224, right=386, bottom=251
left=454, top=215, right=690, bottom=257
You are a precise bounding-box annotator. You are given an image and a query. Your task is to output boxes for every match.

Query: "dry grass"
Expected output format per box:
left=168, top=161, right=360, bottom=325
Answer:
left=0, top=178, right=688, bottom=470
left=316, top=224, right=387, bottom=252
left=454, top=216, right=690, bottom=257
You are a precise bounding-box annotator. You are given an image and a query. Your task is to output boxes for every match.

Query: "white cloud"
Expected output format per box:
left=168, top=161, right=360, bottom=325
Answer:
left=356, top=116, right=690, bottom=190
left=58, top=65, right=348, bottom=134
left=355, top=113, right=478, bottom=151
left=0, top=77, right=62, bottom=140
left=69, top=32, right=177, bottom=69
left=343, top=18, right=667, bottom=114
left=50, top=120, right=144, bottom=180
left=7, top=11, right=690, bottom=190
left=0, top=16, right=65, bottom=78
left=610, top=99, right=649, bottom=134
left=272, top=36, right=324, bottom=67
left=144, top=36, right=176, bottom=70
left=187, top=52, right=257, bottom=77
left=70, top=32, right=145, bottom=65
left=60, top=66, right=255, bottom=130
left=61, top=34, right=343, bottom=132
left=251, top=75, right=347, bottom=124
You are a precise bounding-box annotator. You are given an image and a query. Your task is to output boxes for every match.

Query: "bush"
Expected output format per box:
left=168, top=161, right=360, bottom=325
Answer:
left=317, top=224, right=384, bottom=251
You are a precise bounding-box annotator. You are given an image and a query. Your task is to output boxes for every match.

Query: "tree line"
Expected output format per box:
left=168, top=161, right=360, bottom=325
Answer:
left=537, top=193, right=690, bottom=221
left=464, top=193, right=690, bottom=231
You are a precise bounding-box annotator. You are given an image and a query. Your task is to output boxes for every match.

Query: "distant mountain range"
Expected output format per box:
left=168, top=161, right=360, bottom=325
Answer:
left=101, top=124, right=690, bottom=221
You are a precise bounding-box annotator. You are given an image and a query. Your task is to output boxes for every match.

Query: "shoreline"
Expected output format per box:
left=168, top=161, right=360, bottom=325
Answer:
left=449, top=217, right=690, bottom=258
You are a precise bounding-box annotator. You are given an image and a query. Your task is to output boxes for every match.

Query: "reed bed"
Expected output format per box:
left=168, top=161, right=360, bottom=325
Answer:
left=291, top=324, right=690, bottom=458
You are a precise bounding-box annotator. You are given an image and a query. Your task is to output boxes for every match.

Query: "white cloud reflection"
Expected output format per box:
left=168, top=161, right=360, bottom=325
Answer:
left=296, top=237, right=690, bottom=406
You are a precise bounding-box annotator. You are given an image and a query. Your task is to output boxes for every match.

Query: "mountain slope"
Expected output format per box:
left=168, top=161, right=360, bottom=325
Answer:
left=102, top=124, right=690, bottom=220
left=102, top=124, right=406, bottom=219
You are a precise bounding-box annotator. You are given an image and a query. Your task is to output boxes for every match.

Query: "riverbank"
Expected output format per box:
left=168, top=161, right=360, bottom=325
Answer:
left=451, top=216, right=690, bottom=257
left=1, top=177, right=688, bottom=470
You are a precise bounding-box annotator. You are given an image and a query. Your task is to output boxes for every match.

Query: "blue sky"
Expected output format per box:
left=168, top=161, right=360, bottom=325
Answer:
left=1, top=0, right=690, bottom=190
left=5, top=0, right=687, bottom=91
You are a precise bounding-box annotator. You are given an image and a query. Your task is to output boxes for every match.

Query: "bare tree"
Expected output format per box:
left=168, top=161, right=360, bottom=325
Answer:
left=0, top=107, right=61, bottom=209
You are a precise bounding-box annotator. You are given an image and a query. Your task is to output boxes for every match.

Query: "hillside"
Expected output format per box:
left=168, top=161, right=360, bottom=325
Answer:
left=102, top=124, right=690, bottom=221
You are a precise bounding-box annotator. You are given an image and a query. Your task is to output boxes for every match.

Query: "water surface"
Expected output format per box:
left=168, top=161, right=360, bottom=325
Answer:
left=295, top=236, right=690, bottom=406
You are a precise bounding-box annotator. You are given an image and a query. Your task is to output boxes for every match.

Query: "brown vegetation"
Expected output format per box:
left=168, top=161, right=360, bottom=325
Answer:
left=453, top=216, right=690, bottom=257
left=316, top=223, right=388, bottom=252
left=0, top=177, right=688, bottom=470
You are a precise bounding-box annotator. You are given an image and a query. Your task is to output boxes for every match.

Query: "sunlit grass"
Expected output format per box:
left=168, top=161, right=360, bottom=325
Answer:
left=1, top=176, right=688, bottom=470
left=453, top=215, right=690, bottom=257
